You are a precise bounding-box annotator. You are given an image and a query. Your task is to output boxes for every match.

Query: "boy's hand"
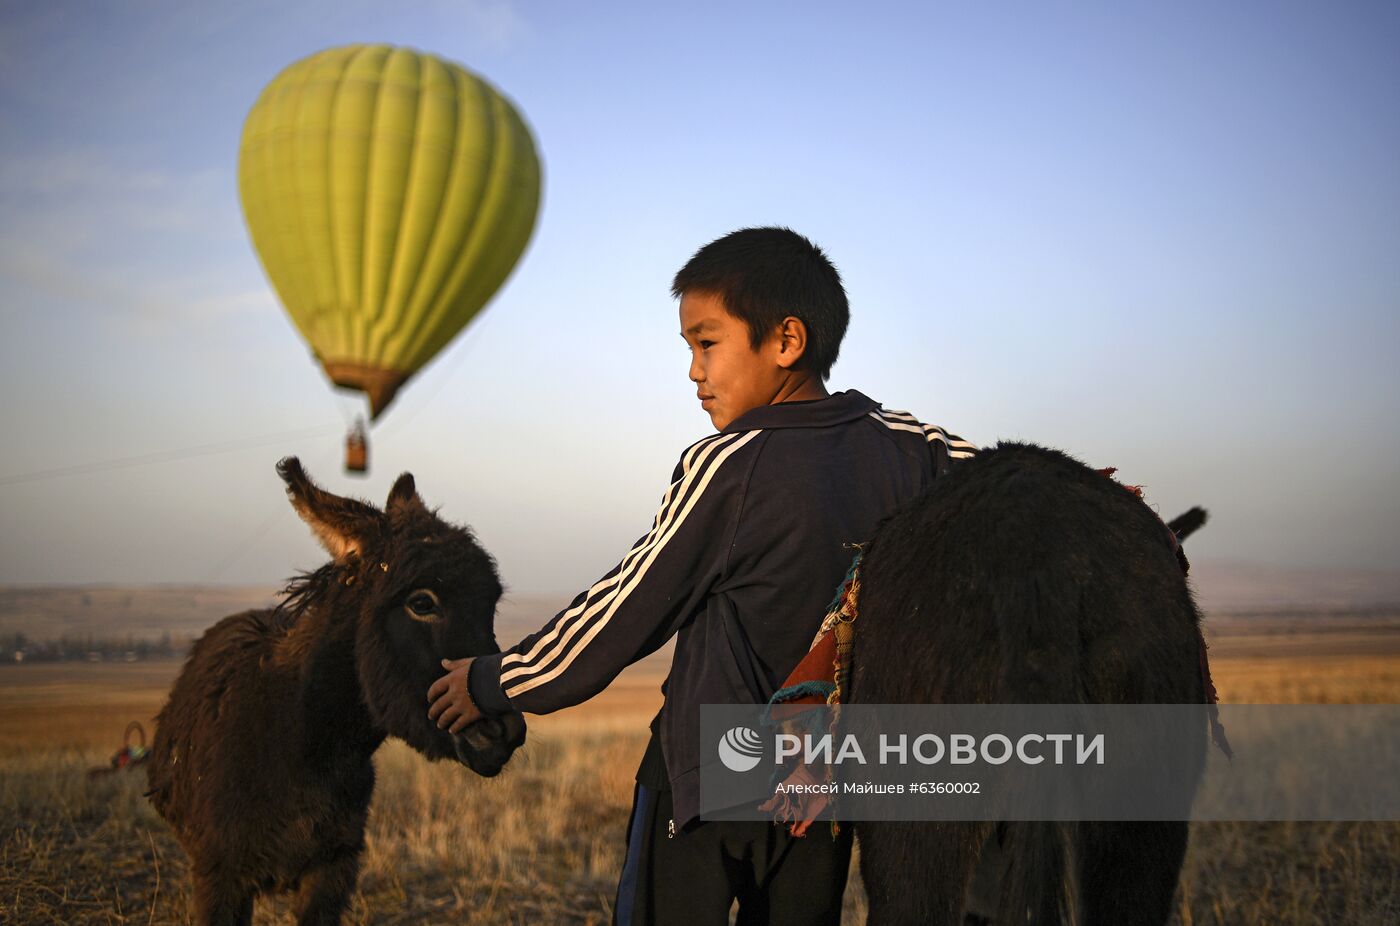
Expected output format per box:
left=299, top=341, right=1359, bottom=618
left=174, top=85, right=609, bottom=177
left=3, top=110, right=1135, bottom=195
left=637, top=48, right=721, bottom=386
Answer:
left=427, top=657, right=483, bottom=734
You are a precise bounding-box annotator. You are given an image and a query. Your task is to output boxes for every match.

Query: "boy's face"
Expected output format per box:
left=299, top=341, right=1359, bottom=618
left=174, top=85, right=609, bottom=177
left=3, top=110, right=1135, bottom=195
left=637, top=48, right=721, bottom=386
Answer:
left=680, top=291, right=788, bottom=431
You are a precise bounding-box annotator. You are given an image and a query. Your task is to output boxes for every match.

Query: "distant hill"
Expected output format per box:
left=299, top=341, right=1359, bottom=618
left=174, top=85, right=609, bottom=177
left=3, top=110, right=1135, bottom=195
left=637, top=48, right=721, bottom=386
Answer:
left=3, top=557, right=1398, bottom=651
left=0, top=586, right=675, bottom=672
left=0, top=585, right=584, bottom=644
left=1189, top=560, right=1400, bottom=614
left=0, top=585, right=279, bottom=644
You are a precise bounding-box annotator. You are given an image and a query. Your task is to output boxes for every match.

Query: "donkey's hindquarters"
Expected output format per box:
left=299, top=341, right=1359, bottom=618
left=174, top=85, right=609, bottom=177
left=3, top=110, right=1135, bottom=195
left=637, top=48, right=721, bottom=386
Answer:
left=851, top=442, right=1207, bottom=926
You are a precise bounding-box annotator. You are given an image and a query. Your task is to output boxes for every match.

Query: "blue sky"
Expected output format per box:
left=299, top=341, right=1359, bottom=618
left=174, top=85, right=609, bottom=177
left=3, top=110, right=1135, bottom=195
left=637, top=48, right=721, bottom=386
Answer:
left=1, top=0, right=1397, bottom=592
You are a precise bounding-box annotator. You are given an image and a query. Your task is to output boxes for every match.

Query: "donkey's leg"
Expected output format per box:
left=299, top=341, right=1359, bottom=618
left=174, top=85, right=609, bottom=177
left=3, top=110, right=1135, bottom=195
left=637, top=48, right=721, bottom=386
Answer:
left=292, top=849, right=362, bottom=926
left=191, top=873, right=254, bottom=926
left=1077, top=821, right=1188, bottom=926
left=858, top=821, right=990, bottom=926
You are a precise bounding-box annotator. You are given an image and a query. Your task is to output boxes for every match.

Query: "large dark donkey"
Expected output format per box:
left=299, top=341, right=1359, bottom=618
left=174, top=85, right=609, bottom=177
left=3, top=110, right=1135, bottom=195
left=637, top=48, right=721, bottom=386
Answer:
left=146, top=458, right=526, bottom=926
left=852, top=442, right=1209, bottom=925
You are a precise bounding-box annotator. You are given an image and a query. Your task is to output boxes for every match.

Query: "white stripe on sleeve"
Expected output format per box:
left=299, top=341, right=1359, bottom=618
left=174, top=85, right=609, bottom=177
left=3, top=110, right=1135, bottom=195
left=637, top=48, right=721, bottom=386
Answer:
left=503, top=430, right=761, bottom=697
left=500, top=430, right=756, bottom=690
left=870, top=408, right=978, bottom=458
left=500, top=432, right=734, bottom=682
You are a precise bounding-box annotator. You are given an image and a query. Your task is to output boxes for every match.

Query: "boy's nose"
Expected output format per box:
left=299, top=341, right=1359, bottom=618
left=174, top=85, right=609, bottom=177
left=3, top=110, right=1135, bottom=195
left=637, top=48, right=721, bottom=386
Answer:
left=688, top=356, right=703, bottom=383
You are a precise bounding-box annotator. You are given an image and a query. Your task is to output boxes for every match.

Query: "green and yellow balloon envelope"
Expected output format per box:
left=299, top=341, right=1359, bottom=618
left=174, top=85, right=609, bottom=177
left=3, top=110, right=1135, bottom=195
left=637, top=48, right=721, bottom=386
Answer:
left=239, top=44, right=541, bottom=419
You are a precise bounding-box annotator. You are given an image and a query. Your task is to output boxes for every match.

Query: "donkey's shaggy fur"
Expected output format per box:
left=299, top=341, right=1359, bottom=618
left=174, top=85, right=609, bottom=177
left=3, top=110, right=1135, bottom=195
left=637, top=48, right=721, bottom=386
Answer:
left=146, top=459, right=525, bottom=926
left=852, top=442, right=1208, bottom=925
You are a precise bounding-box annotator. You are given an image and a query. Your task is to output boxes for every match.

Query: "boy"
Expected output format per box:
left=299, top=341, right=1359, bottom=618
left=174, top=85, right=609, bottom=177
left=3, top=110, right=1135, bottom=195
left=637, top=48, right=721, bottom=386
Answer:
left=428, top=227, right=977, bottom=924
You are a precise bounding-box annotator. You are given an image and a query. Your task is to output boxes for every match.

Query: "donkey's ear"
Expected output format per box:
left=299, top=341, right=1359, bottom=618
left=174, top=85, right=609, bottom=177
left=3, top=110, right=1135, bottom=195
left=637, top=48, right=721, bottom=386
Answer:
left=386, top=471, right=424, bottom=515
left=276, top=456, right=380, bottom=562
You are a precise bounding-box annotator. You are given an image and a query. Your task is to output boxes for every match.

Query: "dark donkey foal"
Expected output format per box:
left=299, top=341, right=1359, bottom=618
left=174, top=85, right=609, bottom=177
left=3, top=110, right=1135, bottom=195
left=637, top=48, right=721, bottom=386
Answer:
left=146, top=458, right=526, bottom=926
left=852, top=442, right=1210, bottom=926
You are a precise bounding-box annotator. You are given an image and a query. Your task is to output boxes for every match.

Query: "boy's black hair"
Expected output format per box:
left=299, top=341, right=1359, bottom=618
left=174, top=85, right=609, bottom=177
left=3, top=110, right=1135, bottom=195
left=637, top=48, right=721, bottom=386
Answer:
left=671, top=227, right=849, bottom=380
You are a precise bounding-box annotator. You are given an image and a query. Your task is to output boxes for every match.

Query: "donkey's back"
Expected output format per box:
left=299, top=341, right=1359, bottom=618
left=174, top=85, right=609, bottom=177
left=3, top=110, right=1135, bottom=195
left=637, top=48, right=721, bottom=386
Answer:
left=147, top=607, right=304, bottom=835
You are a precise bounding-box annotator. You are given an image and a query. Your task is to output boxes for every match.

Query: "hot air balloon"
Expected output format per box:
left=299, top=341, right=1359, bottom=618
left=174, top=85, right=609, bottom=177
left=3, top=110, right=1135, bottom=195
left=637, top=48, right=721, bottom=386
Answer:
left=238, top=44, right=541, bottom=473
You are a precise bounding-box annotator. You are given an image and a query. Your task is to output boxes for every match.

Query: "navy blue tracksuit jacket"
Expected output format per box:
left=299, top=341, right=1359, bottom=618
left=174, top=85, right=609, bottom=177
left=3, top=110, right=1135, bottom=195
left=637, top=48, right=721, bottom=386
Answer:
left=470, top=389, right=977, bottom=827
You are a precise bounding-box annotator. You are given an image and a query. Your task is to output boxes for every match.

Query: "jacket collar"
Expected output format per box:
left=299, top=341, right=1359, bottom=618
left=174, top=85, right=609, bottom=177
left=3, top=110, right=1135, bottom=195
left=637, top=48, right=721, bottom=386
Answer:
left=721, top=389, right=880, bottom=434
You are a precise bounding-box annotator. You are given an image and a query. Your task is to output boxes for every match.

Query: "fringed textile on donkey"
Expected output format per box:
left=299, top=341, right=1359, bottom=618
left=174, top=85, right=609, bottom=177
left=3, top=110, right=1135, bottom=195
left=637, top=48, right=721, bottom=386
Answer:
left=758, top=550, right=864, bottom=837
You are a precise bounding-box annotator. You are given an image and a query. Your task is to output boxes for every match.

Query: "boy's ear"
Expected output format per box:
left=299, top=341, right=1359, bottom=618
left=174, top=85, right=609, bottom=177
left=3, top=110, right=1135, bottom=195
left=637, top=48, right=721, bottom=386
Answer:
left=774, top=316, right=809, bottom=370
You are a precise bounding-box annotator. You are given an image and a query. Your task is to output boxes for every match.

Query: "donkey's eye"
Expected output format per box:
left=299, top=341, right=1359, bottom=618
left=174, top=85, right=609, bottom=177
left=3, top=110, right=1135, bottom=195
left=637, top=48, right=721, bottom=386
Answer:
left=405, top=590, right=440, bottom=621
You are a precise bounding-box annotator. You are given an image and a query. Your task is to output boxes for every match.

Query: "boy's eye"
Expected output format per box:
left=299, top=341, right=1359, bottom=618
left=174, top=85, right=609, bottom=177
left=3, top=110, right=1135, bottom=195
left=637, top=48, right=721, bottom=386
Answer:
left=699, top=340, right=715, bottom=349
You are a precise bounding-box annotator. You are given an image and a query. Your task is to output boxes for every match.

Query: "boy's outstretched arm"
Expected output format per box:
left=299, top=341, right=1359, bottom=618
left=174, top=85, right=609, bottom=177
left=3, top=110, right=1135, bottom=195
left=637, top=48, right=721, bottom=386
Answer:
left=432, top=430, right=760, bottom=725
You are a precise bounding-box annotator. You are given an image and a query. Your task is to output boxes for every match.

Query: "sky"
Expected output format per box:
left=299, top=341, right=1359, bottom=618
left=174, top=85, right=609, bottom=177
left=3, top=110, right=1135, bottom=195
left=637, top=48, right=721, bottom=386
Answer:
left=1, top=0, right=1397, bottom=595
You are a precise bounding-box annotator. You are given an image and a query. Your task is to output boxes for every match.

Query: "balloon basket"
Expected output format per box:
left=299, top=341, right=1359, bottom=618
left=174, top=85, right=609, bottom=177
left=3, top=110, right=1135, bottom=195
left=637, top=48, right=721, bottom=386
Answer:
left=345, top=422, right=369, bottom=475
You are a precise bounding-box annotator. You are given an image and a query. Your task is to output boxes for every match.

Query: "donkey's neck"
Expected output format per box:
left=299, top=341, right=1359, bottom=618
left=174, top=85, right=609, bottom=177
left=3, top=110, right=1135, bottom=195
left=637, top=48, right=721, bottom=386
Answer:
left=297, top=607, right=386, bottom=762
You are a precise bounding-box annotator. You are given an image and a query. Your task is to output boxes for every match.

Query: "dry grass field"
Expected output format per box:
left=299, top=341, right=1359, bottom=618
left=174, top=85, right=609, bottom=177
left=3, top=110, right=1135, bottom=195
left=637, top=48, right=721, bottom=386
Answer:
left=1, top=610, right=1397, bottom=924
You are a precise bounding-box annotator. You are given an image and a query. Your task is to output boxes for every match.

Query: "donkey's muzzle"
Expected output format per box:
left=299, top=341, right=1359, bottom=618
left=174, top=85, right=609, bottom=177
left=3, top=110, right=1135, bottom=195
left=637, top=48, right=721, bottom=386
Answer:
left=452, top=710, right=526, bottom=776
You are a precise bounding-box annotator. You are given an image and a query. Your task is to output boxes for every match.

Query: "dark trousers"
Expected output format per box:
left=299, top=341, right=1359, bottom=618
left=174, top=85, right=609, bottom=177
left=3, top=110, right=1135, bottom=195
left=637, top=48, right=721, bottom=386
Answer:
left=613, top=783, right=853, bottom=926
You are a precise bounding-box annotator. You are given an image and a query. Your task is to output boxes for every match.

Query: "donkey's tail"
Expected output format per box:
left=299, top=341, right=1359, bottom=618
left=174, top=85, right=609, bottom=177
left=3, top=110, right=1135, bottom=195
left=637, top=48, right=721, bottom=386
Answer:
left=995, top=821, right=1072, bottom=925
left=989, top=563, right=1079, bottom=924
